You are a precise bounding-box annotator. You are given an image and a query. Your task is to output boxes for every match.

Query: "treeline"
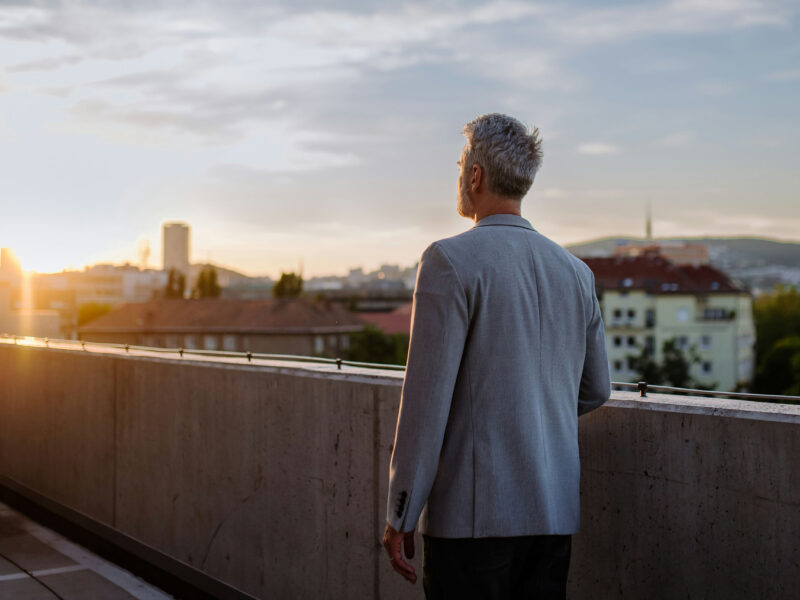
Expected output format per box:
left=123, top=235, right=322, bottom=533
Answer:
left=752, top=286, right=800, bottom=396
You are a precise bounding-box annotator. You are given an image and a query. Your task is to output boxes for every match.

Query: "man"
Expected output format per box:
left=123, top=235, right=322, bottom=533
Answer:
left=382, top=113, right=611, bottom=599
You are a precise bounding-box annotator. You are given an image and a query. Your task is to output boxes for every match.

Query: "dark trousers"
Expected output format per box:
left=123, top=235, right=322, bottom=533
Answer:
left=422, top=534, right=571, bottom=600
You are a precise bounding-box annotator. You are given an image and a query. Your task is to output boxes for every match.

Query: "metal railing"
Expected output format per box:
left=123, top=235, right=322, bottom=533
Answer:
left=0, top=333, right=406, bottom=372
left=612, top=381, right=800, bottom=404
left=2, top=333, right=798, bottom=403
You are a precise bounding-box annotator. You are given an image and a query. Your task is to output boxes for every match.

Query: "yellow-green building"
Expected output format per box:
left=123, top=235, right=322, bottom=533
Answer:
left=581, top=253, right=755, bottom=392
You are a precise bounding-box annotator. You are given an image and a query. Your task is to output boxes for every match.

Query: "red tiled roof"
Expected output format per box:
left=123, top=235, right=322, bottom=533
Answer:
left=579, top=255, right=742, bottom=294
left=358, top=302, right=413, bottom=335
left=79, top=298, right=366, bottom=333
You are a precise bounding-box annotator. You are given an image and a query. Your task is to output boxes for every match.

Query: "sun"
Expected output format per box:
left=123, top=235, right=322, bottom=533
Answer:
left=2, top=245, right=74, bottom=275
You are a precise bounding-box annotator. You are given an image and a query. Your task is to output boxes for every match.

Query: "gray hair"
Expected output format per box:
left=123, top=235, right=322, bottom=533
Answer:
left=462, top=113, right=542, bottom=199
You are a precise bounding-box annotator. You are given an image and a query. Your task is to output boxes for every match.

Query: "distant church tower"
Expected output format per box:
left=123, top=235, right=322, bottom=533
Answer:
left=645, top=202, right=653, bottom=241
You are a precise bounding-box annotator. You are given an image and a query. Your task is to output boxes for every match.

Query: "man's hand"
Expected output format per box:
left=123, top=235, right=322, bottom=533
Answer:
left=382, top=523, right=417, bottom=584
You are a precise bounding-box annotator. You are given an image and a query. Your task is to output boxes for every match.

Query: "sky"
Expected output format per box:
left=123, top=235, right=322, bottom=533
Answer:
left=1, top=0, right=799, bottom=277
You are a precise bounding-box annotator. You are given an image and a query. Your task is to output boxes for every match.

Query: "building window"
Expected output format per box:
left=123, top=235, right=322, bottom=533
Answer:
left=645, top=309, right=656, bottom=328
left=644, top=336, right=655, bottom=355
left=328, top=335, right=338, bottom=350
left=627, top=336, right=636, bottom=347
left=164, top=335, right=178, bottom=348
left=613, top=360, right=622, bottom=371
left=184, top=335, right=197, bottom=349
left=314, top=336, right=324, bottom=354
left=677, top=308, right=689, bottom=323
left=203, top=335, right=218, bottom=351
left=702, top=361, right=712, bottom=374
left=703, top=308, right=729, bottom=320
left=340, top=335, right=351, bottom=350
left=627, top=309, right=635, bottom=319
left=223, top=335, right=238, bottom=351
left=613, top=336, right=622, bottom=347
left=677, top=336, right=689, bottom=350
left=700, top=335, right=712, bottom=350
left=627, top=356, right=636, bottom=371
left=613, top=309, right=622, bottom=319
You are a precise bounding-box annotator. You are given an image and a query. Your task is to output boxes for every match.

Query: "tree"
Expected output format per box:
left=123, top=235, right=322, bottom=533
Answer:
left=77, top=302, right=112, bottom=326
left=753, top=285, right=800, bottom=361
left=660, top=339, right=703, bottom=388
left=164, top=268, right=186, bottom=298
left=627, top=338, right=709, bottom=389
left=752, top=286, right=800, bottom=395
left=192, top=265, right=222, bottom=299
left=273, top=272, right=303, bottom=298
left=346, top=326, right=409, bottom=365
left=753, top=335, right=800, bottom=395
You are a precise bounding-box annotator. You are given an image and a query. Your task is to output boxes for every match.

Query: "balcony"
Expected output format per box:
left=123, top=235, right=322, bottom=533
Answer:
left=0, top=338, right=798, bottom=599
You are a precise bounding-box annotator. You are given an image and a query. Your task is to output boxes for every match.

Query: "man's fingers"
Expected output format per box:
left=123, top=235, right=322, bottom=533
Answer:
left=382, top=524, right=416, bottom=584
left=404, top=532, right=415, bottom=559
left=390, top=549, right=417, bottom=583
left=390, top=561, right=417, bottom=583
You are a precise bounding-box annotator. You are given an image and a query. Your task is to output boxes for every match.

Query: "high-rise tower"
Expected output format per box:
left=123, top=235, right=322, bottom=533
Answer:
left=162, top=222, right=190, bottom=277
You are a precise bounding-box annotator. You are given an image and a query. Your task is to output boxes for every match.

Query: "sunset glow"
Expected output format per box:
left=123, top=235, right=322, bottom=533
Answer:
left=0, top=1, right=798, bottom=277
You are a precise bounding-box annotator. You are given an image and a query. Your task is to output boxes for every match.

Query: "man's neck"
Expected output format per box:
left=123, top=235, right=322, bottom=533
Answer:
left=473, top=198, right=522, bottom=224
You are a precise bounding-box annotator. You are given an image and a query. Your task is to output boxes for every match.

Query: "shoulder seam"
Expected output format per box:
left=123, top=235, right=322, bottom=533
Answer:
left=430, top=242, right=467, bottom=298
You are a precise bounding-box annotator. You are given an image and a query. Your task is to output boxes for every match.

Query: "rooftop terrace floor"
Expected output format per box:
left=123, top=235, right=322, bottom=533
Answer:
left=0, top=502, right=171, bottom=600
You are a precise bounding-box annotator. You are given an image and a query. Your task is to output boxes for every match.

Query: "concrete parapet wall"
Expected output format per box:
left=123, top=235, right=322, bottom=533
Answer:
left=0, top=341, right=798, bottom=599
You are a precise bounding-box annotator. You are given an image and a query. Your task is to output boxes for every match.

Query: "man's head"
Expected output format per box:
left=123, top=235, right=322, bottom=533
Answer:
left=457, top=113, right=542, bottom=219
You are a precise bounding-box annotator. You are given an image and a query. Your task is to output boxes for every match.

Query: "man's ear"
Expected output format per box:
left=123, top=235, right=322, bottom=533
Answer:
left=471, top=163, right=482, bottom=192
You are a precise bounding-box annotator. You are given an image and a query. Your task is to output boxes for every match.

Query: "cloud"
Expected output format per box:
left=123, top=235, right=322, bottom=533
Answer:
left=577, top=143, right=620, bottom=155
left=763, top=68, right=800, bottom=82
left=697, top=80, right=736, bottom=96
left=7, top=54, right=83, bottom=72
left=542, top=187, right=569, bottom=199
left=545, top=0, right=792, bottom=45
left=654, top=131, right=696, bottom=146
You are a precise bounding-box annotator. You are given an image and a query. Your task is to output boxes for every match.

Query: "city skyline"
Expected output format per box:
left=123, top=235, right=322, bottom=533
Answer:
left=2, top=0, right=799, bottom=276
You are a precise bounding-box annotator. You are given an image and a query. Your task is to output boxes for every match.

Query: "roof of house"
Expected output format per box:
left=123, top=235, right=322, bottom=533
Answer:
left=579, top=254, right=743, bottom=294
left=358, top=302, right=413, bottom=335
left=78, top=298, right=367, bottom=334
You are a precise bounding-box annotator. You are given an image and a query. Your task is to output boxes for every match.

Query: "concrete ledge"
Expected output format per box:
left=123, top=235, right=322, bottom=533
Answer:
left=1, top=341, right=798, bottom=599
left=606, top=390, right=800, bottom=424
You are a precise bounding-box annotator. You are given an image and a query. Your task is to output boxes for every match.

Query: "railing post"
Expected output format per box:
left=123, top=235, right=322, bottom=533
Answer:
left=246, top=352, right=252, bottom=362
left=336, top=358, right=342, bottom=370
left=638, top=381, right=648, bottom=397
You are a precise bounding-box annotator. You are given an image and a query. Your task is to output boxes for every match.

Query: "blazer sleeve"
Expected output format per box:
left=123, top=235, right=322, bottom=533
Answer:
left=578, top=271, right=611, bottom=416
left=386, top=242, right=469, bottom=532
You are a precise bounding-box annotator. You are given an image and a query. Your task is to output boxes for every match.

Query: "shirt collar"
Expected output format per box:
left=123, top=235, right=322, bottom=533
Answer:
left=473, top=214, right=535, bottom=231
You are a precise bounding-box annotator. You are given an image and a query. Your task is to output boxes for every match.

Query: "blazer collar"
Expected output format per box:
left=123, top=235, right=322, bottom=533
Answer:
left=474, top=214, right=535, bottom=231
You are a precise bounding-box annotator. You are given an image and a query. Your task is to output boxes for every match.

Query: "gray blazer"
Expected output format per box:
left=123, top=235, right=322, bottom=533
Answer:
left=386, top=214, right=610, bottom=538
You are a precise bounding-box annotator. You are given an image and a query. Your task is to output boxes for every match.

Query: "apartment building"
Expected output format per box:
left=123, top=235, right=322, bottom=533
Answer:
left=581, top=251, right=755, bottom=391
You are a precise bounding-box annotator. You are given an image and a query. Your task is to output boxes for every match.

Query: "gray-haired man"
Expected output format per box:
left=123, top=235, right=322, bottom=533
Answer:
left=381, top=113, right=611, bottom=598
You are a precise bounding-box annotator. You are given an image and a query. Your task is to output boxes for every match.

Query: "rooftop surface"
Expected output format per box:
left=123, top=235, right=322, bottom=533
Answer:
left=78, top=297, right=367, bottom=334
left=0, top=502, right=171, bottom=600
left=580, top=254, right=742, bottom=293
